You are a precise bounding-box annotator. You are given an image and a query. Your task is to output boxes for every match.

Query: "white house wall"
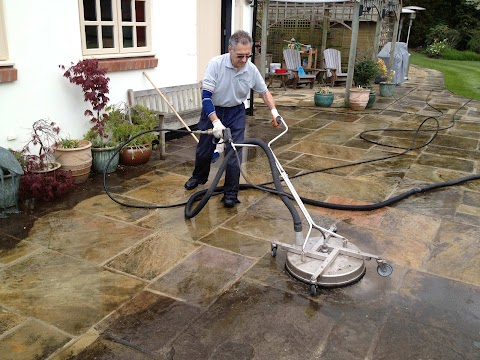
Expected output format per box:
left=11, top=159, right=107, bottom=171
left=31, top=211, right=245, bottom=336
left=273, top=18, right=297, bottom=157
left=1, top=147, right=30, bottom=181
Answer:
left=0, top=0, right=199, bottom=151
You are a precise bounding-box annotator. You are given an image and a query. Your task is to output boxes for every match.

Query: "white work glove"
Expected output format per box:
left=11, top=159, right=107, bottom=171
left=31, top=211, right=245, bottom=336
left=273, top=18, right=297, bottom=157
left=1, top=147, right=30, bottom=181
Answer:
left=271, top=109, right=282, bottom=127
left=212, top=119, right=226, bottom=139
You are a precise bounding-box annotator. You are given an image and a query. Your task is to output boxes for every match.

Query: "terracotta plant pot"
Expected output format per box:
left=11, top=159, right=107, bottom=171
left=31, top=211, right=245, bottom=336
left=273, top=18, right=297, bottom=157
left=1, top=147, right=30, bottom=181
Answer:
left=349, top=88, right=370, bottom=110
left=55, top=140, right=92, bottom=184
left=119, top=145, right=152, bottom=166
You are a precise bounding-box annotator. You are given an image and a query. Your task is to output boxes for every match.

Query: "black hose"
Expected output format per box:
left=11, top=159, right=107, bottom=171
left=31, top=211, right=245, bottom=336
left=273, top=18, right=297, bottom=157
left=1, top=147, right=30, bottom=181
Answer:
left=103, top=93, right=479, bottom=214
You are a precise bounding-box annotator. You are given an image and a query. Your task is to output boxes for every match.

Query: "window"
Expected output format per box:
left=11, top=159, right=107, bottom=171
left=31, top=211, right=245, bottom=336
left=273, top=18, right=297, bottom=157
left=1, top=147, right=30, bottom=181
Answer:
left=79, top=0, right=151, bottom=56
left=0, top=0, right=8, bottom=61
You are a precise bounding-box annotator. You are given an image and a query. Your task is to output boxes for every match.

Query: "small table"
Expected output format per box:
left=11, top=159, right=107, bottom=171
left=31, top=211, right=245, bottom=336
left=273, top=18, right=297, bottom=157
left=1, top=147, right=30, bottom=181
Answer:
left=315, top=69, right=327, bottom=84
left=268, top=72, right=289, bottom=90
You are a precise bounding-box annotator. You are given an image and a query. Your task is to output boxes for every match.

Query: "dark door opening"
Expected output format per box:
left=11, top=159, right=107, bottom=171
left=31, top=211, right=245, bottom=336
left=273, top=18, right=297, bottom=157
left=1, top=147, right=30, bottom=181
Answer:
left=221, top=0, right=232, bottom=54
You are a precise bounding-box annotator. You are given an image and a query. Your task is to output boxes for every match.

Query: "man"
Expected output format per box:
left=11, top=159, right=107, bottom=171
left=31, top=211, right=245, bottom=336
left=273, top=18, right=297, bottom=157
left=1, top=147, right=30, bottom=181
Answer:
left=184, top=30, right=282, bottom=208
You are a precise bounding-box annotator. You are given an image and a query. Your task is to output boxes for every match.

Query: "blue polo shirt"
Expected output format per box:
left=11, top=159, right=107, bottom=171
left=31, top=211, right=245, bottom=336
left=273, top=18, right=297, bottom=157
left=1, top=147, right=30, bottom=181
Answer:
left=202, top=53, right=268, bottom=107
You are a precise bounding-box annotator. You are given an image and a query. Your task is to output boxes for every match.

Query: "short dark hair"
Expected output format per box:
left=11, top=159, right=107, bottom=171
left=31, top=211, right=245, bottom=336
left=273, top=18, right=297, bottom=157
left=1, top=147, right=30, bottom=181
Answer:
left=229, top=30, right=252, bottom=51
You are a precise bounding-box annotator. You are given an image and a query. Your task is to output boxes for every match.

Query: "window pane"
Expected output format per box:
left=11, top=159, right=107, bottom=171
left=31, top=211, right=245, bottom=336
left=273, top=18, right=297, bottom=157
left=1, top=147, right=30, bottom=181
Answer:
left=121, top=0, right=132, bottom=22
left=102, top=26, right=114, bottom=48
left=83, top=0, right=97, bottom=21
left=135, top=1, right=145, bottom=22
left=136, top=26, right=146, bottom=47
left=123, top=26, right=133, bottom=47
left=85, top=25, right=99, bottom=48
left=100, top=0, right=113, bottom=21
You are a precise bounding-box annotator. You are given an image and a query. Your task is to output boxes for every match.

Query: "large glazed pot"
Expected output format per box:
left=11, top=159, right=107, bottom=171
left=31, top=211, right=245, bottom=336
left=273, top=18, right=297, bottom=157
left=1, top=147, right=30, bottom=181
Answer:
left=91, top=146, right=120, bottom=174
left=0, top=173, right=20, bottom=209
left=379, top=82, right=395, bottom=97
left=314, top=92, right=334, bottom=107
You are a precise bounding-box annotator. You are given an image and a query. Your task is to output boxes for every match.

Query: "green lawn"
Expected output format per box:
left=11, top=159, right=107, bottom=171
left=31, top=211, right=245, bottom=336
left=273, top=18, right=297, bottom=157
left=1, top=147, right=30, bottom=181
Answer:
left=409, top=52, right=480, bottom=100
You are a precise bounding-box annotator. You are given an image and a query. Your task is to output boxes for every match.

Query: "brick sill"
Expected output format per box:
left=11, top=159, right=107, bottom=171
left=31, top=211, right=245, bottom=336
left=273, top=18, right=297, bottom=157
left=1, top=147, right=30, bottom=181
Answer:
left=98, top=56, right=158, bottom=72
left=0, top=66, right=18, bottom=83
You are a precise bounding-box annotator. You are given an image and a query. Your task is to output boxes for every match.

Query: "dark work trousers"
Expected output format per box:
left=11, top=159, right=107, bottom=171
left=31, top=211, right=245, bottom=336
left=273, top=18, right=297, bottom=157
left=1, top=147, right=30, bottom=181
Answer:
left=191, top=104, right=245, bottom=200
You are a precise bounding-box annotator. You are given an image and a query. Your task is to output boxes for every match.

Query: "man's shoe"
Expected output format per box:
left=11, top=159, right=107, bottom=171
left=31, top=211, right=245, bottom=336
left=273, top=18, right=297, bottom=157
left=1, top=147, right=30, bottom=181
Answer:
left=222, top=197, right=240, bottom=208
left=184, top=178, right=206, bottom=190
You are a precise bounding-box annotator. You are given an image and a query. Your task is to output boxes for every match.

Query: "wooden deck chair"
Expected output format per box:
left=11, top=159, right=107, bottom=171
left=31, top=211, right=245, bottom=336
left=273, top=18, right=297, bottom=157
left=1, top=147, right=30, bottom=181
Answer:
left=282, top=49, right=319, bottom=89
left=323, top=48, right=348, bottom=86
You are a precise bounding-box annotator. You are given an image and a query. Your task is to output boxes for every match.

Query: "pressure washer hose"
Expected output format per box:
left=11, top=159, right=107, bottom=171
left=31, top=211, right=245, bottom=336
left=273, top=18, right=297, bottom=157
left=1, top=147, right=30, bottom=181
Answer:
left=184, top=138, right=302, bottom=232
left=103, top=92, right=480, bottom=214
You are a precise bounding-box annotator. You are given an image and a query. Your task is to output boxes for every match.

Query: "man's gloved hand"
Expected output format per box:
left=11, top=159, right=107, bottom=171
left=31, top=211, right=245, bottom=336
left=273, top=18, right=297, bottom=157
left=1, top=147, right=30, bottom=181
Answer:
left=212, top=119, right=226, bottom=139
left=271, top=109, right=282, bottom=127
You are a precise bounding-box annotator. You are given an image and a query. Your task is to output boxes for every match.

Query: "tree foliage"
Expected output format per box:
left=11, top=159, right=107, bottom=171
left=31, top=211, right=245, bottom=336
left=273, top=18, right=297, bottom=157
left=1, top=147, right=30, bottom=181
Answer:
left=401, top=0, right=480, bottom=52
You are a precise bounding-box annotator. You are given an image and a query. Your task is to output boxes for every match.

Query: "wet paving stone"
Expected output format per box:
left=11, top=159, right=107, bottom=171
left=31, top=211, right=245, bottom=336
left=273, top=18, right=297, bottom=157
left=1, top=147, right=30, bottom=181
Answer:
left=0, top=240, right=41, bottom=265
left=148, top=246, right=255, bottom=307
left=169, top=280, right=336, bottom=359
left=290, top=141, right=368, bottom=162
left=73, top=194, right=154, bottom=223
left=106, top=233, right=199, bottom=280
left=26, top=210, right=154, bottom=264
left=417, top=153, right=475, bottom=172
left=373, top=270, right=480, bottom=359
left=0, top=309, right=24, bottom=335
left=94, top=291, right=201, bottom=358
left=199, top=227, right=270, bottom=258
left=424, top=219, right=480, bottom=285
left=66, top=336, right=153, bottom=360
left=0, top=319, right=72, bottom=360
left=0, top=249, right=144, bottom=335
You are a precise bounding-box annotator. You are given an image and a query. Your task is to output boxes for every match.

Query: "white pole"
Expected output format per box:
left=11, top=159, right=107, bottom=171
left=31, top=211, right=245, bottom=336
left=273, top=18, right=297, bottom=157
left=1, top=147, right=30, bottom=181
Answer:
left=406, top=17, right=413, bottom=48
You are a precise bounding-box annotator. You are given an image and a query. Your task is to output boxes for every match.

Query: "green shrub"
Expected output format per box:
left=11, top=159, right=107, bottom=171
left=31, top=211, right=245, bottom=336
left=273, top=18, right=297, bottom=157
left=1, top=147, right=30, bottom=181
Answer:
left=353, top=58, right=379, bottom=87
left=425, top=40, right=449, bottom=58
left=425, top=24, right=460, bottom=49
left=467, top=30, right=480, bottom=54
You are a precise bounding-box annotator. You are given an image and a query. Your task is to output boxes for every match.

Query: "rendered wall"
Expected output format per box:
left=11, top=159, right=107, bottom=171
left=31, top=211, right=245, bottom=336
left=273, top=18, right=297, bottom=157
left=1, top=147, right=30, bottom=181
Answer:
left=0, top=0, right=198, bottom=150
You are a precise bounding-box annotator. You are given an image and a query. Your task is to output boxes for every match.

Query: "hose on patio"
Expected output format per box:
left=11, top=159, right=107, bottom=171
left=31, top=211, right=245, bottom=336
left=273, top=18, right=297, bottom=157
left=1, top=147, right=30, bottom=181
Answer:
left=103, top=96, right=480, bottom=213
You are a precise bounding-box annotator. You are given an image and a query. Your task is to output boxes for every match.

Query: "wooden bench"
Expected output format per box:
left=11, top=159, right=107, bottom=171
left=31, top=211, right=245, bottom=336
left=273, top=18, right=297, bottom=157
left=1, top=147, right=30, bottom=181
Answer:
left=127, top=82, right=202, bottom=159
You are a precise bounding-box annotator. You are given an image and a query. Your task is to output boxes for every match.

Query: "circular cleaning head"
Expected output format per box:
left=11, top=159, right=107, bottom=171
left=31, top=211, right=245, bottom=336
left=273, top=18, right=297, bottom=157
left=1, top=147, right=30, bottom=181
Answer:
left=285, top=236, right=366, bottom=288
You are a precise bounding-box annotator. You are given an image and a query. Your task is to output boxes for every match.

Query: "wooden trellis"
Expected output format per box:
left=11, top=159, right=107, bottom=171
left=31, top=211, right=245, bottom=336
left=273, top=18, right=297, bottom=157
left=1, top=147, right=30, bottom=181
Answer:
left=256, top=1, right=393, bottom=66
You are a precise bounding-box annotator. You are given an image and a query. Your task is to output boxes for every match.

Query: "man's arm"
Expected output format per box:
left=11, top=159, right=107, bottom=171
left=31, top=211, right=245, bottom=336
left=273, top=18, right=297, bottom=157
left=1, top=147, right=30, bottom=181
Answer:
left=260, top=90, right=281, bottom=126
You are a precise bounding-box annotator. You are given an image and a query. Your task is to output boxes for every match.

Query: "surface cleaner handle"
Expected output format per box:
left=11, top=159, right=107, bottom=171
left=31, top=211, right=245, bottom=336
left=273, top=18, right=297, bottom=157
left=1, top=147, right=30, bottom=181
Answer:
left=222, top=128, right=232, bottom=142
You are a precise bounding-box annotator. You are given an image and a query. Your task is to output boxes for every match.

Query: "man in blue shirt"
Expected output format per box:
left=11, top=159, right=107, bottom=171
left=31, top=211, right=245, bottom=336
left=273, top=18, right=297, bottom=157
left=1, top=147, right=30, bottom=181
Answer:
left=184, top=30, right=282, bottom=208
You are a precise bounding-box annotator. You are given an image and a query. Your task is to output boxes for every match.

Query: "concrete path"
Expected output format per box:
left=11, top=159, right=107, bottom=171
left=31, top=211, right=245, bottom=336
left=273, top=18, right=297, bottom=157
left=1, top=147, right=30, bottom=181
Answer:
left=1, top=66, right=479, bottom=359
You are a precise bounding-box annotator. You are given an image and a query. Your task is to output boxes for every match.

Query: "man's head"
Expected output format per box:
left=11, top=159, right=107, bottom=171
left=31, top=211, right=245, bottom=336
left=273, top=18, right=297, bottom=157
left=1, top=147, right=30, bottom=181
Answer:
left=228, top=30, right=253, bottom=70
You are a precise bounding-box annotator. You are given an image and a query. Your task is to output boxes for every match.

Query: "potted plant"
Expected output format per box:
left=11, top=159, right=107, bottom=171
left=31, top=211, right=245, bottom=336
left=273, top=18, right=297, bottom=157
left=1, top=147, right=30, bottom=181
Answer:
left=21, top=119, right=62, bottom=173
left=349, top=86, right=371, bottom=111
left=353, top=57, right=379, bottom=108
left=60, top=59, right=116, bottom=174
left=109, top=103, right=158, bottom=166
left=17, top=119, right=76, bottom=207
left=54, top=137, right=93, bottom=183
left=314, top=86, right=334, bottom=107
left=377, top=58, right=396, bottom=97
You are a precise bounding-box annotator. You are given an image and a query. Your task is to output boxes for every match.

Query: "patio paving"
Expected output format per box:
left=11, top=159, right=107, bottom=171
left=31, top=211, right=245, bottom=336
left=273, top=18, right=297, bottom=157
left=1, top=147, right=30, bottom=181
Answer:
left=0, top=66, right=479, bottom=359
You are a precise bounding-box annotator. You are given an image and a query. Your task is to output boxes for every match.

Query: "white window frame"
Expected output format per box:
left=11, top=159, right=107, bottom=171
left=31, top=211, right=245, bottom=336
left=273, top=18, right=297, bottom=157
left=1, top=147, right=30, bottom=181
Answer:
left=0, top=0, right=9, bottom=61
left=78, top=0, right=151, bottom=56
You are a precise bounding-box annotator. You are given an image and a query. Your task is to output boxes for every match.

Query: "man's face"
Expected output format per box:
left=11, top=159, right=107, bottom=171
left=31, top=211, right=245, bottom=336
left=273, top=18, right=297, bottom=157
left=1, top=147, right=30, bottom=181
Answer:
left=229, top=43, right=252, bottom=70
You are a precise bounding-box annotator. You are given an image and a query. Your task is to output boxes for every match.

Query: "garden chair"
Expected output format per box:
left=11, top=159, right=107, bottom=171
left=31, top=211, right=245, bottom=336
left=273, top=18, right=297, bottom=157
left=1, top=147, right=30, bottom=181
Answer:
left=323, top=48, right=348, bottom=86
left=282, top=49, right=320, bottom=89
